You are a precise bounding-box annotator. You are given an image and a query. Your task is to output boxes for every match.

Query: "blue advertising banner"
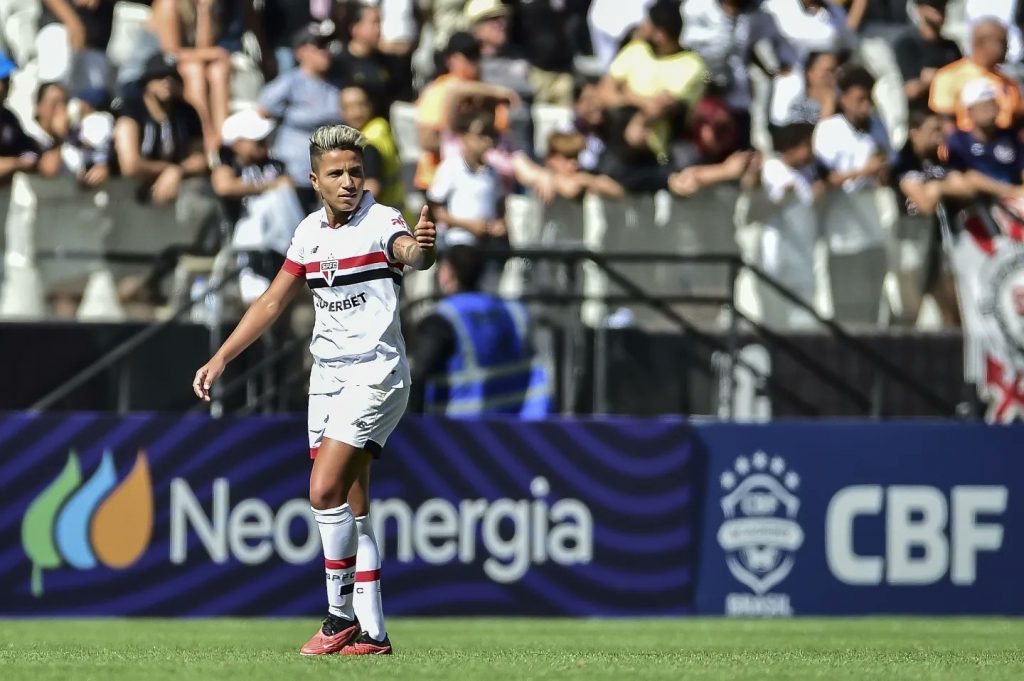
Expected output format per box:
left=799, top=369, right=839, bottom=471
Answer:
left=0, top=413, right=696, bottom=617
left=694, top=423, right=1024, bottom=616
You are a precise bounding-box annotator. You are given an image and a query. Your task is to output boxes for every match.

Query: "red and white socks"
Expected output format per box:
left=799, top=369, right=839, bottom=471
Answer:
left=312, top=503, right=357, bottom=621
left=354, top=514, right=386, bottom=641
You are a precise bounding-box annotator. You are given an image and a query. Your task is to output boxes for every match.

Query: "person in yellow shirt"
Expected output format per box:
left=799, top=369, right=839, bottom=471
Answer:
left=929, top=19, right=1023, bottom=131
left=598, top=0, right=706, bottom=161
left=339, top=84, right=404, bottom=210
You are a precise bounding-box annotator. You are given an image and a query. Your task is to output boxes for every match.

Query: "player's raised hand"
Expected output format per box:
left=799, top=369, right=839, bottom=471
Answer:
left=414, top=205, right=436, bottom=250
left=192, top=356, right=226, bottom=402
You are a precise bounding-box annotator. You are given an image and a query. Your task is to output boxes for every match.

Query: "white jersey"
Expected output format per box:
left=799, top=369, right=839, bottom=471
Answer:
left=282, top=192, right=413, bottom=393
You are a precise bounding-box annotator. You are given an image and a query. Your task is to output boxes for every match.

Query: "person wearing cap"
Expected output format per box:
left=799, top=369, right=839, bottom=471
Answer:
left=465, top=0, right=534, bottom=106
left=413, top=31, right=518, bottom=190
left=892, top=0, right=962, bottom=107
left=944, top=79, right=1024, bottom=186
left=0, top=52, right=40, bottom=187
left=113, top=53, right=207, bottom=205
left=258, top=22, right=342, bottom=212
left=929, top=18, right=1022, bottom=132
left=212, top=109, right=300, bottom=303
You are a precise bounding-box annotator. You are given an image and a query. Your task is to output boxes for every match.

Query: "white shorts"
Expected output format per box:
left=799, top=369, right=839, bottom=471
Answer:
left=308, top=382, right=410, bottom=459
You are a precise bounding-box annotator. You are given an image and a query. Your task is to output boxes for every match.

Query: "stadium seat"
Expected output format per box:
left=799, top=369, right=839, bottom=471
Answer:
left=859, top=37, right=908, bottom=152
left=497, top=193, right=541, bottom=298
left=389, top=101, right=421, bottom=164
left=531, top=104, right=573, bottom=159
left=106, top=2, right=152, bottom=69
left=228, top=51, right=265, bottom=114
left=0, top=0, right=41, bottom=66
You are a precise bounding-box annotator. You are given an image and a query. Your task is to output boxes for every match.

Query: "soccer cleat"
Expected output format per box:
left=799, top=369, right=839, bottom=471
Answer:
left=299, top=614, right=360, bottom=655
left=339, top=632, right=393, bottom=656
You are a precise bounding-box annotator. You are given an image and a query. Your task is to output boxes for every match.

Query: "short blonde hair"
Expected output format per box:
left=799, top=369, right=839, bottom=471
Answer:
left=309, top=124, right=367, bottom=169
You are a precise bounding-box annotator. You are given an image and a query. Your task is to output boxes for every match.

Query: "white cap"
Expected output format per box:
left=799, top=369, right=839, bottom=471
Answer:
left=221, top=110, right=275, bottom=145
left=79, top=112, right=114, bottom=149
left=465, top=0, right=509, bottom=24
left=961, top=79, right=999, bottom=108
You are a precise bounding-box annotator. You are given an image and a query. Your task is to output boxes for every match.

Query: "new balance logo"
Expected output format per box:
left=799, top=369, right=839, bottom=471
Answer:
left=353, top=419, right=369, bottom=429
left=311, top=246, right=319, bottom=253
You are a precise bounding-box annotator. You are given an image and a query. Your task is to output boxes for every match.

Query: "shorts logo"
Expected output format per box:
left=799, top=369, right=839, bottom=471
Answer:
left=321, top=259, right=338, bottom=285
left=21, top=450, right=153, bottom=596
left=718, top=451, right=803, bottom=616
left=353, top=419, right=369, bottom=429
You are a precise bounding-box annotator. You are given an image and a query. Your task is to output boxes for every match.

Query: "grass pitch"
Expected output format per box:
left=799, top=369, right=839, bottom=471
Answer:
left=1, top=617, right=1022, bottom=681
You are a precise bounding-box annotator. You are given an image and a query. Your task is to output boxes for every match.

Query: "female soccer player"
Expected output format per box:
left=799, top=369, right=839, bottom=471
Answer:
left=192, top=124, right=435, bottom=656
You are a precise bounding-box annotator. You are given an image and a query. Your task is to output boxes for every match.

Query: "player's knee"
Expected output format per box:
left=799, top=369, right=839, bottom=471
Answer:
left=309, top=478, right=345, bottom=510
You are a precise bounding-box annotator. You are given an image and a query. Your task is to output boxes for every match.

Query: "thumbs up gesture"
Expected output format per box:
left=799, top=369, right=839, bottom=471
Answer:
left=414, top=205, right=436, bottom=251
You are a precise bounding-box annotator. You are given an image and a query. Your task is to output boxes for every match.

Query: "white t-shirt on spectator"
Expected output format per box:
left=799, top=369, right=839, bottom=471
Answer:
left=762, top=0, right=856, bottom=63
left=813, top=114, right=889, bottom=254
left=427, top=155, right=501, bottom=246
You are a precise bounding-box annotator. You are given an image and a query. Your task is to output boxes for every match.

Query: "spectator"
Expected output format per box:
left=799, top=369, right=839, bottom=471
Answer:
left=513, top=131, right=624, bottom=203
left=929, top=19, right=1021, bottom=132
left=668, top=98, right=760, bottom=197
left=339, top=84, right=404, bottom=209
left=376, top=0, right=417, bottom=101
left=413, top=31, right=518, bottom=190
left=893, top=0, right=961, bottom=107
left=427, top=109, right=506, bottom=251
left=770, top=50, right=841, bottom=127
left=258, top=23, right=341, bottom=211
left=149, top=0, right=237, bottom=151
left=261, top=0, right=342, bottom=77
left=64, top=89, right=115, bottom=189
left=466, top=0, right=533, bottom=105
left=113, top=54, right=207, bottom=205
left=813, top=63, right=891, bottom=325
left=682, top=0, right=798, bottom=148
left=944, top=80, right=1024, bottom=186
left=761, top=0, right=857, bottom=63
left=963, top=0, right=1022, bottom=63
left=566, top=78, right=606, bottom=173
left=511, top=0, right=586, bottom=106
left=212, top=109, right=302, bottom=302
left=600, top=0, right=706, bottom=162
left=0, top=54, right=39, bottom=187
left=330, top=3, right=398, bottom=117
left=36, top=0, right=114, bottom=91
left=758, top=122, right=822, bottom=328
left=894, top=108, right=965, bottom=217
left=409, top=243, right=551, bottom=417
left=33, top=82, right=71, bottom=178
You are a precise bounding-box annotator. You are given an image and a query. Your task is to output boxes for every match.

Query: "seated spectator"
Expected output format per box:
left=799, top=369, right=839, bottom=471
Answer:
left=669, top=98, right=761, bottom=197
left=33, top=82, right=71, bottom=178
left=513, top=131, right=624, bottom=203
left=894, top=108, right=965, bottom=216
left=258, top=23, right=341, bottom=211
left=212, top=109, right=302, bottom=302
left=511, top=0, right=585, bottom=106
left=150, top=0, right=237, bottom=151
left=963, top=0, right=1022, bottom=63
left=758, top=122, right=822, bottom=328
left=32, top=83, right=113, bottom=189
left=466, top=0, right=533, bottom=105
left=0, top=54, right=41, bottom=187
left=600, top=0, right=705, bottom=162
left=929, top=19, right=1021, bottom=131
left=261, top=0, right=342, bottom=77
left=329, top=3, right=397, bottom=117
left=113, top=54, right=208, bottom=205
left=893, top=0, right=961, bottom=108
left=813, top=64, right=890, bottom=325
left=36, top=0, right=114, bottom=91
left=414, top=32, right=518, bottom=190
left=427, top=109, right=506, bottom=250
left=944, top=80, right=1024, bottom=187
left=770, top=51, right=841, bottom=127
left=339, top=84, right=404, bottom=209
left=683, top=0, right=798, bottom=147
left=762, top=0, right=857, bottom=63
left=563, top=78, right=605, bottom=173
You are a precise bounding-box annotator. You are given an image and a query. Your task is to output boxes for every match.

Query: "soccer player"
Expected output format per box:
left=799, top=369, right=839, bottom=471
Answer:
left=191, top=124, right=436, bottom=656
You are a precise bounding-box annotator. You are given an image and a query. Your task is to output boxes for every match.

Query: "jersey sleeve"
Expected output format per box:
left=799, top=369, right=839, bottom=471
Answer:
left=281, top=227, right=306, bottom=277
left=382, top=208, right=414, bottom=261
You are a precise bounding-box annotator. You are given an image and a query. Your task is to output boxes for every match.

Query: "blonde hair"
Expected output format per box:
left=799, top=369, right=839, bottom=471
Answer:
left=309, top=124, right=368, bottom=169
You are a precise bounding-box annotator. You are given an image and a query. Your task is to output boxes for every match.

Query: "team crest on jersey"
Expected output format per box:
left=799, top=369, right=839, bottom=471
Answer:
left=320, top=259, right=338, bottom=285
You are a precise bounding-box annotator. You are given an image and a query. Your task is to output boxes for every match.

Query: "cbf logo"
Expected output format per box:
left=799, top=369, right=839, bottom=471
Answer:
left=21, top=450, right=153, bottom=597
left=717, top=451, right=803, bottom=616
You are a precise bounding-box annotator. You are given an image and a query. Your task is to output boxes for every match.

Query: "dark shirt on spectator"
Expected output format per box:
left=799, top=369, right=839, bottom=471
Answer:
left=944, top=129, right=1024, bottom=186
left=215, top=146, right=287, bottom=224
left=0, top=107, right=41, bottom=160
left=38, top=1, right=115, bottom=50
left=511, top=0, right=588, bottom=73
left=116, top=96, right=203, bottom=167
left=330, top=48, right=395, bottom=115
left=892, top=27, right=961, bottom=103
left=892, top=142, right=948, bottom=215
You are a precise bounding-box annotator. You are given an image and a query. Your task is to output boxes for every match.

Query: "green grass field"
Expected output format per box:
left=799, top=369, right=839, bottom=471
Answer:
left=2, top=618, right=1022, bottom=681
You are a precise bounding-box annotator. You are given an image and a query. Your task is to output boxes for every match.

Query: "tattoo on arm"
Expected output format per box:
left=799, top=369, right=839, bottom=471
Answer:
left=393, top=235, right=436, bottom=271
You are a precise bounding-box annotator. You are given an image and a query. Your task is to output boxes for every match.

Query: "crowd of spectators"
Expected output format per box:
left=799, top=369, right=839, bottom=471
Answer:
left=1, top=0, right=1023, bottom=330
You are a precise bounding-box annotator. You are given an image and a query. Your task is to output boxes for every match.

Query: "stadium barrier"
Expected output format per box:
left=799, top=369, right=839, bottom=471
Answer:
left=3, top=414, right=1021, bottom=617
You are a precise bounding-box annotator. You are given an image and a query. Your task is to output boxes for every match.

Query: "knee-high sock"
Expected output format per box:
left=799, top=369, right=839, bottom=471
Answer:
left=313, top=503, right=357, bottom=620
left=354, top=514, right=386, bottom=640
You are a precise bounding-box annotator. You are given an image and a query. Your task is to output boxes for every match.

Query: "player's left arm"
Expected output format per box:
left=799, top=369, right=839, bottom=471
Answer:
left=390, top=205, right=437, bottom=270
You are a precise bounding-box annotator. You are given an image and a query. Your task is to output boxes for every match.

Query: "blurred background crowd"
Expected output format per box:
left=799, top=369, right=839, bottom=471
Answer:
left=0, top=0, right=1018, bottom=333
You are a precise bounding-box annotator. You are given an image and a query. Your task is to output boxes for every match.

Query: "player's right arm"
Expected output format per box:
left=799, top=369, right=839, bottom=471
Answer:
left=192, top=269, right=305, bottom=401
